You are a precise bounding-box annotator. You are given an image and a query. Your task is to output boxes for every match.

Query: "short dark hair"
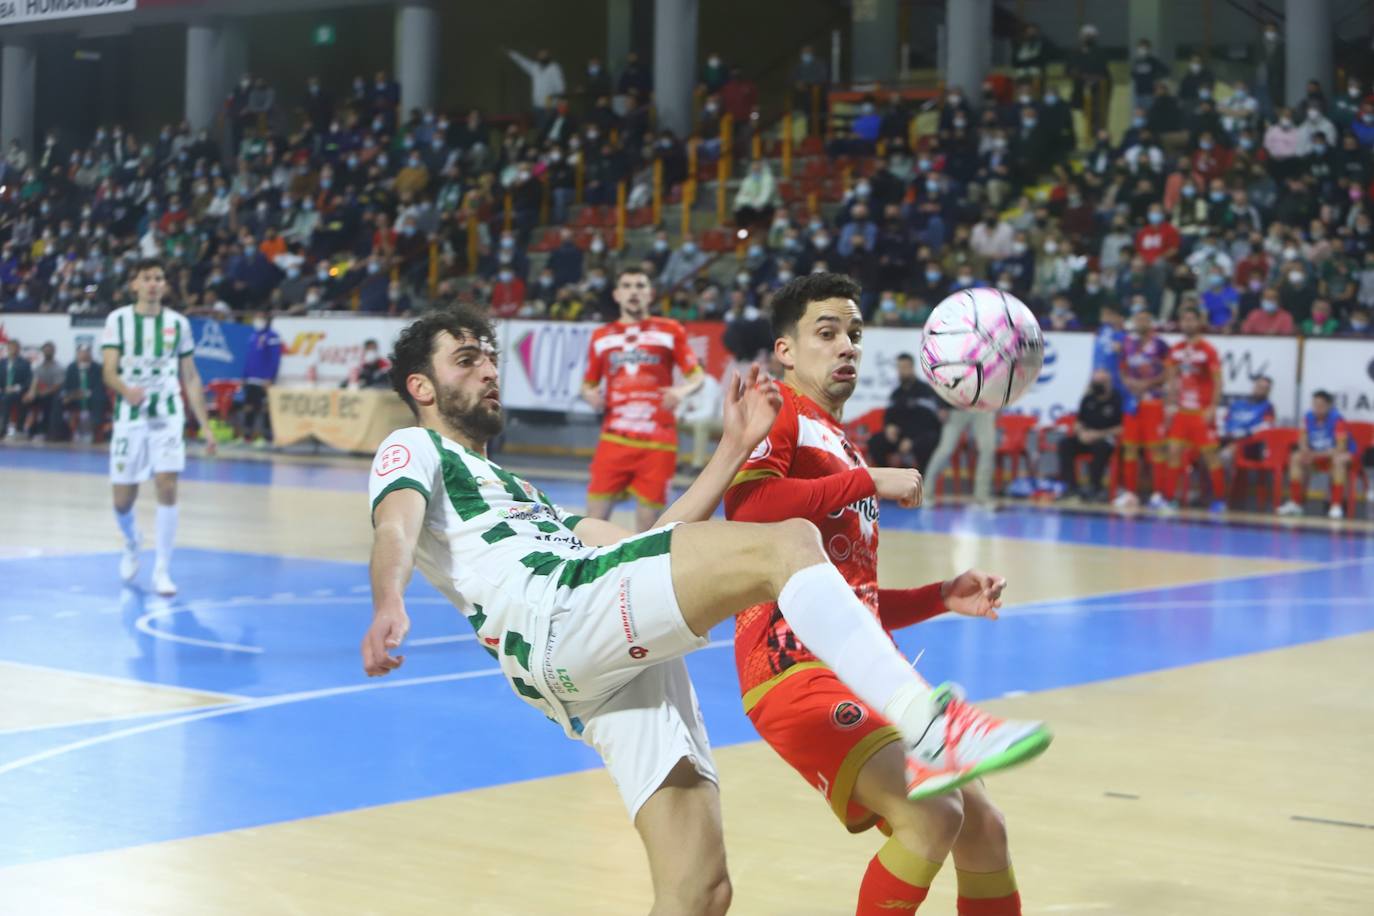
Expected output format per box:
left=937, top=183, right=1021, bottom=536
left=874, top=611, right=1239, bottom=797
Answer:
left=1313, top=389, right=1334, bottom=404
left=896, top=352, right=915, bottom=363
left=132, top=257, right=165, bottom=278
left=1178, top=304, right=1203, bottom=320
left=771, top=272, right=862, bottom=338
left=615, top=266, right=653, bottom=286
left=389, top=305, right=497, bottom=416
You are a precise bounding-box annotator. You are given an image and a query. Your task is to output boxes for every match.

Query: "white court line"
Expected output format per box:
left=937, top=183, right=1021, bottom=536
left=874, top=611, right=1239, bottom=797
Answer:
left=0, top=668, right=503, bottom=778
left=134, top=606, right=263, bottom=654
left=0, top=658, right=250, bottom=701
left=0, top=700, right=246, bottom=738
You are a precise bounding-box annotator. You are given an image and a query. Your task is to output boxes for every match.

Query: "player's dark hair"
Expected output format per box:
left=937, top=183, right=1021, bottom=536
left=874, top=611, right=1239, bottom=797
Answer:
left=616, top=266, right=653, bottom=287
left=771, top=272, right=863, bottom=339
left=896, top=352, right=915, bottom=362
left=131, top=257, right=165, bottom=278
left=1313, top=389, right=1334, bottom=404
left=390, top=305, right=497, bottom=417
left=1178, top=304, right=1203, bottom=320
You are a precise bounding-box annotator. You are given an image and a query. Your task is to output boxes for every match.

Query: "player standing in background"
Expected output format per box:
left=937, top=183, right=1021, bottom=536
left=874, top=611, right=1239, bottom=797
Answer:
left=101, top=258, right=216, bottom=595
left=581, top=269, right=704, bottom=532
left=1112, top=310, right=1170, bottom=510
left=1279, top=390, right=1354, bottom=520
left=1091, top=304, right=1127, bottom=391
left=726, top=274, right=1043, bottom=916
left=1159, top=306, right=1226, bottom=514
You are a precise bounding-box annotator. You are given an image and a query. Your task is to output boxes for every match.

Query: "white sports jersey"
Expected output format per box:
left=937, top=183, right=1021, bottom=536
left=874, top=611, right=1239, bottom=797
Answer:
left=101, top=305, right=195, bottom=425
left=370, top=426, right=646, bottom=734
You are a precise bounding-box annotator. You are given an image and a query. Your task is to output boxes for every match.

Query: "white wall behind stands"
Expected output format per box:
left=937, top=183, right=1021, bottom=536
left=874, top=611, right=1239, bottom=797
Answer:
left=3, top=313, right=1369, bottom=425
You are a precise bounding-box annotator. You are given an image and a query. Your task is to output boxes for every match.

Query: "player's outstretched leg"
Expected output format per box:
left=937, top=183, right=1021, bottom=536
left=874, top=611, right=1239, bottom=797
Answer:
left=670, top=518, right=1052, bottom=798
left=635, top=758, right=732, bottom=916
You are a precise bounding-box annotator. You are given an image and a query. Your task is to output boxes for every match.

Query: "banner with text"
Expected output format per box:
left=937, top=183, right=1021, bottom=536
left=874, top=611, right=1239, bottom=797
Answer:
left=1298, top=338, right=1374, bottom=423
left=188, top=317, right=253, bottom=384
left=273, top=316, right=410, bottom=387
left=0, top=0, right=136, bottom=27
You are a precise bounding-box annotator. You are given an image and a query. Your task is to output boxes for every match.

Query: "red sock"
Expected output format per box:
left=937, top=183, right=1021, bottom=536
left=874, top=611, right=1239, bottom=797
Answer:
left=1162, top=465, right=1179, bottom=500
left=956, top=867, right=1021, bottom=915
left=1291, top=478, right=1304, bottom=504
left=1123, top=459, right=1139, bottom=494
left=1332, top=482, right=1345, bottom=507
left=856, top=838, right=940, bottom=915
left=1210, top=467, right=1226, bottom=501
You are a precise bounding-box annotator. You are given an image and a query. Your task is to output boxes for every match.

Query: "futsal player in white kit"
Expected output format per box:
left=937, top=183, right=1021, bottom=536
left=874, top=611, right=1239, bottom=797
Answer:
left=362, top=306, right=1050, bottom=914
left=101, top=258, right=216, bottom=595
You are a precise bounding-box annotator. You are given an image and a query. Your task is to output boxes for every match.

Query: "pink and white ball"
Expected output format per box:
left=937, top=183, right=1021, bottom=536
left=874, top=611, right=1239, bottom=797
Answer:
left=919, top=288, right=1045, bottom=411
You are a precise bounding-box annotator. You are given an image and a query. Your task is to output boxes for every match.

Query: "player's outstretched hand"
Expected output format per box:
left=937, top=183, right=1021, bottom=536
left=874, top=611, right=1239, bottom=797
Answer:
left=941, top=569, right=1005, bottom=620
left=870, top=467, right=924, bottom=508
left=362, top=606, right=410, bottom=676
left=201, top=427, right=218, bottom=457
left=722, top=364, right=782, bottom=451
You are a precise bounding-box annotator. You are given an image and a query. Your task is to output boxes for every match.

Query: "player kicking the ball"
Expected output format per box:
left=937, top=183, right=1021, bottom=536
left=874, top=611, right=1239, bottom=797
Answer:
left=101, top=258, right=216, bottom=595
left=362, top=305, right=1052, bottom=914
left=726, top=273, right=1042, bottom=915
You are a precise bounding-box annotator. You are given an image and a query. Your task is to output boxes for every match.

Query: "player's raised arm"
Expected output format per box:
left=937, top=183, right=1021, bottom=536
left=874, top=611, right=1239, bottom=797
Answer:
left=654, top=366, right=782, bottom=526
left=364, top=487, right=426, bottom=676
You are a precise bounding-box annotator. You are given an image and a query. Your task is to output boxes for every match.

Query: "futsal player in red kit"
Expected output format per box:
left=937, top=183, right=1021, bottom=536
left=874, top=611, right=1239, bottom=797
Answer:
left=1160, top=306, right=1227, bottom=513
left=726, top=273, right=1049, bottom=915
left=581, top=269, right=704, bottom=531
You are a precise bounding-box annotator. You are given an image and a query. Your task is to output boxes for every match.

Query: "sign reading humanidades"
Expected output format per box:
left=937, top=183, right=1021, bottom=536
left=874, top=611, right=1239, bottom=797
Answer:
left=0, top=0, right=136, bottom=26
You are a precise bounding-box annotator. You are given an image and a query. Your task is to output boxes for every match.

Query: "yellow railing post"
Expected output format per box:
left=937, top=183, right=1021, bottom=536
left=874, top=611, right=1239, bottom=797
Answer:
left=716, top=157, right=727, bottom=225
left=721, top=112, right=734, bottom=180
left=502, top=192, right=513, bottom=233
left=807, top=190, right=818, bottom=214
left=466, top=212, right=479, bottom=274
left=688, top=137, right=699, bottom=182
left=652, top=158, right=663, bottom=226
left=428, top=240, right=439, bottom=297
left=751, top=129, right=762, bottom=161
left=615, top=181, right=627, bottom=250
left=782, top=112, right=793, bottom=179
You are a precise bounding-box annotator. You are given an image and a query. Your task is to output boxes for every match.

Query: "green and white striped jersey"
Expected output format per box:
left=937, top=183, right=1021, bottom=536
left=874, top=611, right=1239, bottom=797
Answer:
left=101, top=305, right=195, bottom=425
left=370, top=426, right=669, bottom=737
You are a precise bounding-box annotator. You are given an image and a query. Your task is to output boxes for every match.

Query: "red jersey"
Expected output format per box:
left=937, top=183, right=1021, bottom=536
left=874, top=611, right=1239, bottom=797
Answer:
left=583, top=317, right=701, bottom=448
left=1168, top=338, right=1220, bottom=411
left=726, top=385, right=881, bottom=697
left=1134, top=223, right=1180, bottom=265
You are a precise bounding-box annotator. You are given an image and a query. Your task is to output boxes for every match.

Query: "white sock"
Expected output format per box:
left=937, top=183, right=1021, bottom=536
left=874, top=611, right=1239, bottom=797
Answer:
left=115, top=508, right=139, bottom=549
left=155, top=504, right=178, bottom=570
left=777, top=563, right=931, bottom=746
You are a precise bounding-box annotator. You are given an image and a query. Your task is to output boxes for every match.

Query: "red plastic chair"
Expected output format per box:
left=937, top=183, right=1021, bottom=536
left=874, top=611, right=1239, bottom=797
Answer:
left=1230, top=427, right=1300, bottom=510
left=994, top=414, right=1038, bottom=489
left=1042, top=412, right=1120, bottom=496
left=205, top=380, right=241, bottom=421
left=1344, top=421, right=1374, bottom=517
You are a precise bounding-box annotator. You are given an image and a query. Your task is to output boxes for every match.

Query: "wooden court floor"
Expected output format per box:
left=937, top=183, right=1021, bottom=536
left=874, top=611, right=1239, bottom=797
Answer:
left=1, top=452, right=1372, bottom=915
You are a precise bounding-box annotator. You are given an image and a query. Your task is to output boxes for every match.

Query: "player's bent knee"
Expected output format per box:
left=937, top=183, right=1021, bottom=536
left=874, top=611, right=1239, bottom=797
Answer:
left=656, top=868, right=732, bottom=916
left=887, top=791, right=965, bottom=855
left=961, top=798, right=1009, bottom=850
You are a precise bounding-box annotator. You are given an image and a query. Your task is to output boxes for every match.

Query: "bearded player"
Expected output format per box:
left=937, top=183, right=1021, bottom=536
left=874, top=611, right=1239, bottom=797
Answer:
left=582, top=268, right=705, bottom=531
left=725, top=274, right=1046, bottom=915
left=1159, top=306, right=1226, bottom=513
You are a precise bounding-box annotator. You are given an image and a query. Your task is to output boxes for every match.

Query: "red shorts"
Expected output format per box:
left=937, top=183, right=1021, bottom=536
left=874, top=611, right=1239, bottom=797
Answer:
left=587, top=436, right=677, bottom=507
left=744, top=663, right=901, bottom=833
left=1122, top=399, right=1164, bottom=446
left=1166, top=410, right=1218, bottom=450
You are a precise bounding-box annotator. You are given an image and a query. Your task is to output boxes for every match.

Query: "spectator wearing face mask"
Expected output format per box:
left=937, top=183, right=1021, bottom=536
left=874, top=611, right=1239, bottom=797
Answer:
left=1264, top=108, right=1304, bottom=177
left=1301, top=297, right=1340, bottom=336
left=1179, top=55, right=1216, bottom=110
left=1241, top=287, right=1296, bottom=334
left=490, top=267, right=526, bottom=317
left=505, top=48, right=566, bottom=127
left=240, top=312, right=282, bottom=446
left=1254, top=23, right=1285, bottom=118
left=1136, top=204, right=1180, bottom=269
left=1059, top=368, right=1123, bottom=501
left=1344, top=306, right=1372, bottom=335
left=1130, top=40, right=1168, bottom=110
left=733, top=160, right=779, bottom=234
left=1278, top=261, right=1318, bottom=322
left=1298, top=104, right=1337, bottom=156
left=1200, top=269, right=1241, bottom=331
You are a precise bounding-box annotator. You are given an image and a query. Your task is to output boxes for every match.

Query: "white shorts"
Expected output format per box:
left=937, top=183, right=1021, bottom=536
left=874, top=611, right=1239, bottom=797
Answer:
left=533, top=524, right=716, bottom=817
left=110, top=420, right=186, bottom=484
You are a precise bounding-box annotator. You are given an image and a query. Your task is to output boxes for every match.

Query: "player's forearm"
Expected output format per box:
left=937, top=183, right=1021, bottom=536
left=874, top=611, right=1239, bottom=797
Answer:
left=677, top=371, right=706, bottom=399
left=369, top=523, right=415, bottom=613
left=877, top=582, right=947, bottom=630
left=184, top=377, right=212, bottom=430
left=724, top=468, right=876, bottom=523
left=655, top=435, right=752, bottom=526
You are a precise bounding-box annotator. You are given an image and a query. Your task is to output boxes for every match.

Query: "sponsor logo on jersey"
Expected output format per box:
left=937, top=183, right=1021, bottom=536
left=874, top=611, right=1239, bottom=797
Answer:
left=375, top=444, right=410, bottom=476
left=831, top=701, right=867, bottom=730
left=608, top=349, right=663, bottom=372
left=618, top=576, right=648, bottom=658
left=555, top=667, right=579, bottom=694
left=748, top=438, right=772, bottom=462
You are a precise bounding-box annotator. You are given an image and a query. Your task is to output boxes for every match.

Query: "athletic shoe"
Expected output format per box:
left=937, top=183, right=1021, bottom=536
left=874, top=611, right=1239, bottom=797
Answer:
left=152, top=565, right=177, bottom=597
left=1112, top=491, right=1139, bottom=510
left=1156, top=499, right=1179, bottom=516
left=1209, top=500, right=1228, bottom=514
left=1277, top=500, right=1303, bottom=517
left=1328, top=504, right=1345, bottom=520
left=119, top=541, right=140, bottom=582
left=1147, top=492, right=1170, bottom=510
left=905, top=683, right=1053, bottom=801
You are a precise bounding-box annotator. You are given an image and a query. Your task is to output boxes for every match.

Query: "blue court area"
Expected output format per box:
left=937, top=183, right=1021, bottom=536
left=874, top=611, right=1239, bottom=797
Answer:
left=2, top=449, right=1374, bottom=869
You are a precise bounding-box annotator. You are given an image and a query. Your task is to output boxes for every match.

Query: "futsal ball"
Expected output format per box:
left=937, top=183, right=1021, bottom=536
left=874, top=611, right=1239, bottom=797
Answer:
left=919, top=287, right=1045, bottom=411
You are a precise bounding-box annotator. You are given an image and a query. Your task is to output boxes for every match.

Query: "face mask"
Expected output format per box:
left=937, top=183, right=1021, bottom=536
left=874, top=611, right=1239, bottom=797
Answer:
left=500, top=236, right=515, bottom=249
left=653, top=239, right=668, bottom=252
left=378, top=155, right=389, bottom=168
left=1239, top=137, right=1254, bottom=150
left=813, top=235, right=829, bottom=250
left=1288, top=271, right=1305, bottom=284
left=498, top=270, right=513, bottom=282
left=682, top=242, right=697, bottom=254
left=957, top=275, right=974, bottom=287
left=1149, top=212, right=1164, bottom=225
left=925, top=180, right=940, bottom=194
left=1280, top=119, right=1293, bottom=128
left=801, top=53, right=814, bottom=63
left=917, top=158, right=931, bottom=171
left=855, top=182, right=871, bottom=197
left=1262, top=299, right=1278, bottom=312
left=368, top=263, right=381, bottom=275
left=253, top=318, right=268, bottom=331
left=736, top=272, right=751, bottom=287
left=1011, top=241, right=1027, bottom=255
left=590, top=240, right=605, bottom=253
left=748, top=244, right=763, bottom=258
left=364, top=348, right=378, bottom=360
left=1249, top=278, right=1264, bottom=292
left=954, top=118, right=967, bottom=129
left=925, top=270, right=942, bottom=283
left=287, top=266, right=301, bottom=279
left=1352, top=320, right=1369, bottom=331
left=1137, top=47, right=1150, bottom=58
left=1264, top=31, right=1278, bottom=43
left=588, top=276, right=607, bottom=289
left=1314, top=144, right=1327, bottom=154
left=880, top=297, right=897, bottom=313
left=1199, top=140, right=1213, bottom=150
left=1044, top=241, right=1059, bottom=254
left=1022, top=119, right=1037, bottom=130
left=1044, top=93, right=1058, bottom=105
left=1182, top=185, right=1197, bottom=197
left=1018, top=94, right=1032, bottom=105
left=1283, top=246, right=1299, bottom=259
left=777, top=271, right=793, bottom=283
